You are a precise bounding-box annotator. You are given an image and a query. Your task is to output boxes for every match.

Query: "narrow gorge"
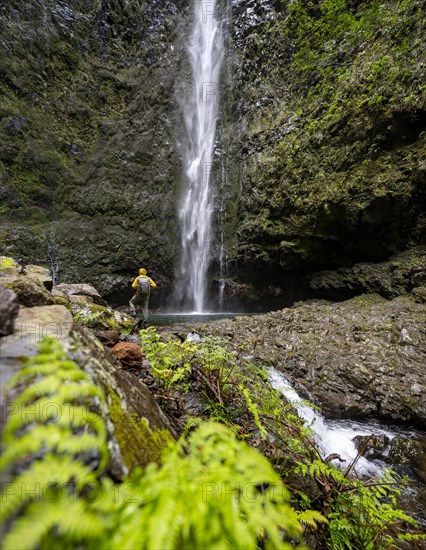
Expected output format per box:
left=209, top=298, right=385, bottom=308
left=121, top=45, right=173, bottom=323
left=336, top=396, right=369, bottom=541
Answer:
left=0, top=0, right=425, bottom=549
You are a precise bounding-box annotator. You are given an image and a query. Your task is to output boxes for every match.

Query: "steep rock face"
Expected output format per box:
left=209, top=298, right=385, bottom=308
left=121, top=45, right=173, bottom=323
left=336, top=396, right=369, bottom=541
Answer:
left=217, top=0, right=425, bottom=306
left=0, top=0, right=191, bottom=300
left=1, top=0, right=425, bottom=309
left=309, top=246, right=426, bottom=301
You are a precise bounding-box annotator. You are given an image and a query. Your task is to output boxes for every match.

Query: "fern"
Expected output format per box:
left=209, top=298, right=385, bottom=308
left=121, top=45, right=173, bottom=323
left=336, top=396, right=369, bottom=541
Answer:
left=240, top=384, right=267, bottom=438
left=107, top=422, right=309, bottom=550
left=296, top=510, right=329, bottom=531
left=2, top=337, right=422, bottom=550
left=1, top=338, right=109, bottom=549
left=3, top=497, right=104, bottom=550
left=1, top=455, right=98, bottom=523
left=296, top=460, right=423, bottom=549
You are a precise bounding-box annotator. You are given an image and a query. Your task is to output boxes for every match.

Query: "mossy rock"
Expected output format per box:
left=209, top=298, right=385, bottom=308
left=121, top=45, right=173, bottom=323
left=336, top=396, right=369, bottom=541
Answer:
left=72, top=303, right=136, bottom=333
left=0, top=275, right=55, bottom=307
left=70, top=325, right=177, bottom=476
left=54, top=283, right=107, bottom=306
left=108, top=390, right=174, bottom=472
left=0, top=256, right=20, bottom=276
left=388, top=437, right=425, bottom=468
left=412, top=286, right=426, bottom=303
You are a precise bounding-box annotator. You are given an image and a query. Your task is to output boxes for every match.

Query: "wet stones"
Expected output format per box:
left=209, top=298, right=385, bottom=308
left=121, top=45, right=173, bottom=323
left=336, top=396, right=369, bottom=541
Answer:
left=195, top=294, right=426, bottom=427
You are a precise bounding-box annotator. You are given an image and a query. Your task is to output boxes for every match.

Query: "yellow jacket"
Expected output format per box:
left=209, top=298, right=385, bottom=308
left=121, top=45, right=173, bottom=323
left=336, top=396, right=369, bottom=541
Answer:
left=132, top=268, right=157, bottom=289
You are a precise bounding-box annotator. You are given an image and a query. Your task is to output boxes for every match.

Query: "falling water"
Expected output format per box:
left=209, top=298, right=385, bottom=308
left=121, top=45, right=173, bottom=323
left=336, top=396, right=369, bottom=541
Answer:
left=175, top=0, right=223, bottom=312
left=268, top=367, right=403, bottom=477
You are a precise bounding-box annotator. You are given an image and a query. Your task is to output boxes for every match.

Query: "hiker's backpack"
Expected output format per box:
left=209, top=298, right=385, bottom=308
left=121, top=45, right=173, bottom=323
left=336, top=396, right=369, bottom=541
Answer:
left=137, top=276, right=151, bottom=296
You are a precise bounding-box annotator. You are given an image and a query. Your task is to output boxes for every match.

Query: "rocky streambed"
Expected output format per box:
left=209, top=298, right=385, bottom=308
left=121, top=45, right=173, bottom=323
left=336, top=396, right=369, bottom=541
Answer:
left=191, top=293, right=426, bottom=529
left=194, top=294, right=426, bottom=429
left=1, top=259, right=425, bottom=537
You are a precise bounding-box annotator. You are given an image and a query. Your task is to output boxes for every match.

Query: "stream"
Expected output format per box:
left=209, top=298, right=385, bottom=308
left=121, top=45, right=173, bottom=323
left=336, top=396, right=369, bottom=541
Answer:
left=268, top=367, right=426, bottom=530
left=268, top=367, right=418, bottom=478
left=150, top=312, right=244, bottom=326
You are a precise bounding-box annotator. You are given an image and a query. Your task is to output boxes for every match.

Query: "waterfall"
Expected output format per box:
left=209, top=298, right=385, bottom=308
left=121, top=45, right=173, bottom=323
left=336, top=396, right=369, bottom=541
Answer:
left=218, top=144, right=227, bottom=310
left=175, top=0, right=223, bottom=312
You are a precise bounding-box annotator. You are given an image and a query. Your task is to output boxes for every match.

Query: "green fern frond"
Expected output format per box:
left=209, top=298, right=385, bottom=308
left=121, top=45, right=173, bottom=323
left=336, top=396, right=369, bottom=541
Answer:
left=13, top=375, right=64, bottom=404
left=8, top=359, right=79, bottom=385
left=110, top=422, right=305, bottom=550
left=3, top=497, right=104, bottom=550
left=2, top=501, right=65, bottom=550
left=296, top=509, right=328, bottom=530
left=3, top=400, right=104, bottom=440
left=1, top=337, right=109, bottom=549
left=1, top=455, right=97, bottom=522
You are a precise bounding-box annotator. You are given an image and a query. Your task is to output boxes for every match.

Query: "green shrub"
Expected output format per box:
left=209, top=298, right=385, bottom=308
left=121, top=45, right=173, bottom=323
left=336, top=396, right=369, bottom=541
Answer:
left=1, top=337, right=423, bottom=549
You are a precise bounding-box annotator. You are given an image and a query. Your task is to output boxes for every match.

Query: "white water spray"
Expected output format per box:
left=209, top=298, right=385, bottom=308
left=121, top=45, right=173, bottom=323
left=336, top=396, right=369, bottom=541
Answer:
left=268, top=368, right=401, bottom=477
left=175, top=0, right=223, bottom=312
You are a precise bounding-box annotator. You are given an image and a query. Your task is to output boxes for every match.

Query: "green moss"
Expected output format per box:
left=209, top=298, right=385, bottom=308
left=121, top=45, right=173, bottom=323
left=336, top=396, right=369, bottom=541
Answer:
left=0, top=256, right=17, bottom=271
left=108, top=391, right=174, bottom=472
left=53, top=296, right=73, bottom=311
left=90, top=304, right=135, bottom=332
left=224, top=0, right=425, bottom=278
left=0, top=0, right=180, bottom=292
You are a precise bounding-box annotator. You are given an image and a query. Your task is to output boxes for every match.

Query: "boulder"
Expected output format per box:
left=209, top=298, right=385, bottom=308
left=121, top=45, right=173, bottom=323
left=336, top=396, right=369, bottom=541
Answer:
left=0, top=256, right=21, bottom=277
left=94, top=329, right=121, bottom=347
left=352, top=434, right=390, bottom=460
left=197, top=294, right=426, bottom=427
left=0, top=285, right=19, bottom=336
left=412, top=286, right=426, bottom=303
left=71, top=302, right=137, bottom=333
left=111, top=341, right=142, bottom=367
left=0, top=305, right=74, bottom=401
left=71, top=325, right=176, bottom=475
left=1, top=302, right=176, bottom=479
left=388, top=436, right=425, bottom=469
left=0, top=275, right=55, bottom=307
left=68, top=294, right=96, bottom=308
left=51, top=288, right=70, bottom=300
left=22, top=264, right=53, bottom=291
left=54, top=283, right=107, bottom=306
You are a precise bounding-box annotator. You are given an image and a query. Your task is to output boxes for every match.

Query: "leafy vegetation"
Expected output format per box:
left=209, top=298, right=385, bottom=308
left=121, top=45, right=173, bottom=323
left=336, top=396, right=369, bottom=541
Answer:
left=1, top=335, right=424, bottom=549
left=138, top=328, right=426, bottom=549
left=103, top=422, right=310, bottom=550
left=1, top=338, right=108, bottom=550
left=1, top=338, right=313, bottom=550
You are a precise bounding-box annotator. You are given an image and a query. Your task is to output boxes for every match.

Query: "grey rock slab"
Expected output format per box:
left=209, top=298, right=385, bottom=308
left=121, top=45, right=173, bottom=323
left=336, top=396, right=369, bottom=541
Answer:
left=0, top=305, right=73, bottom=402
left=22, top=264, right=53, bottom=291
left=54, top=283, right=107, bottom=306
left=196, top=294, right=426, bottom=427
left=0, top=285, right=19, bottom=336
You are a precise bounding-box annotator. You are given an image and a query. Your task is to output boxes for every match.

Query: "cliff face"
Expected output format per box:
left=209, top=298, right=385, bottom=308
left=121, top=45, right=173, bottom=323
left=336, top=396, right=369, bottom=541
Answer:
left=1, top=0, right=425, bottom=308
left=219, top=0, right=425, bottom=307
left=0, top=0, right=190, bottom=302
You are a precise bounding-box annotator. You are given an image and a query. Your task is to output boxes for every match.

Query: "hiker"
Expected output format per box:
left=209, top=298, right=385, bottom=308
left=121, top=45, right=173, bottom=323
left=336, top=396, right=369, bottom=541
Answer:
left=129, top=268, right=157, bottom=325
